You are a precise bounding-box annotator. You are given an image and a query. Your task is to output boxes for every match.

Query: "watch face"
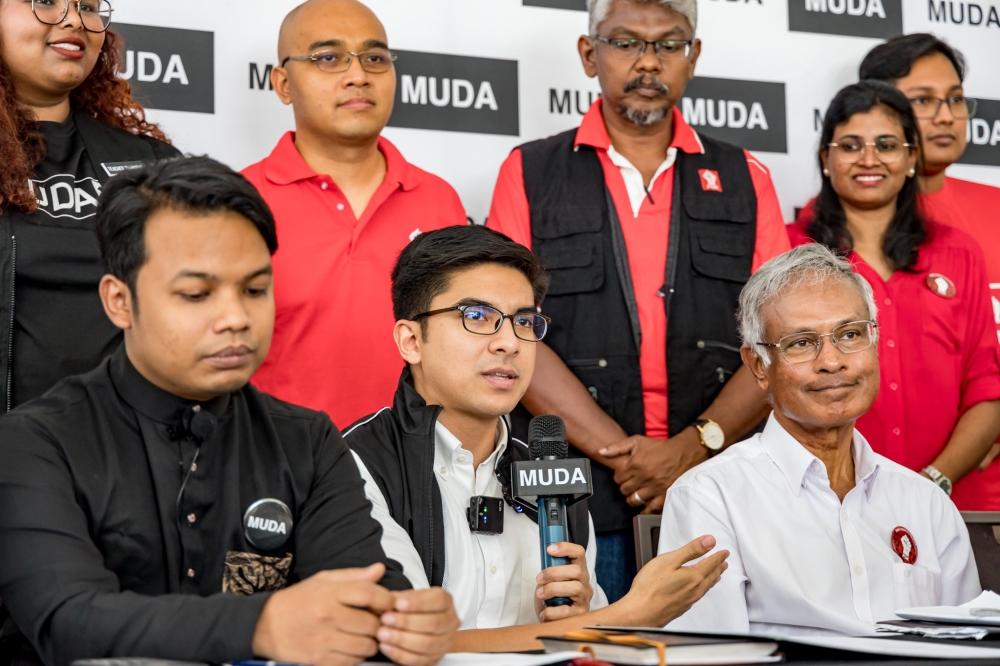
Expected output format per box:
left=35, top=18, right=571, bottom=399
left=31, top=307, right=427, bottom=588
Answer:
left=702, top=423, right=725, bottom=451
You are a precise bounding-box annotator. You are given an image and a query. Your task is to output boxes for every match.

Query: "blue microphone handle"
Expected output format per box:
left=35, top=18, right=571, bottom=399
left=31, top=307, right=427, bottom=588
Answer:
left=538, top=495, right=572, bottom=607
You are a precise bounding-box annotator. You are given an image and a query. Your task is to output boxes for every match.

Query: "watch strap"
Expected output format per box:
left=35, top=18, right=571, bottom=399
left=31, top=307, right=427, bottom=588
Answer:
left=922, top=465, right=953, bottom=495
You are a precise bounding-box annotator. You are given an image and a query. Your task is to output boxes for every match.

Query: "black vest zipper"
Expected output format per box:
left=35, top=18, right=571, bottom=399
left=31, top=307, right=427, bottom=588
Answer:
left=6, top=235, right=16, bottom=413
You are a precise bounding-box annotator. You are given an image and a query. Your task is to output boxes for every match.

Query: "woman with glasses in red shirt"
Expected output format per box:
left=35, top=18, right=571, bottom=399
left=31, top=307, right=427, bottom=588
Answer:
left=787, top=80, right=1000, bottom=510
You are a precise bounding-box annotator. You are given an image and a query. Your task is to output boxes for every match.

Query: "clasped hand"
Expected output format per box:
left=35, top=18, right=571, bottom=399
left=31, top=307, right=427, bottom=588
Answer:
left=599, top=428, right=708, bottom=514
left=252, top=563, right=460, bottom=666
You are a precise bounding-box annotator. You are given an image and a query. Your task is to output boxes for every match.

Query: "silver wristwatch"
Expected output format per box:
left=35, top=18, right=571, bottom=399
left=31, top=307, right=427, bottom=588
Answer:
left=922, top=465, right=953, bottom=495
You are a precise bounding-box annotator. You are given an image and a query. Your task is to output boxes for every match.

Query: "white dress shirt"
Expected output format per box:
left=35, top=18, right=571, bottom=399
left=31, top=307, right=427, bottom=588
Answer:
left=659, top=414, right=980, bottom=637
left=352, top=419, right=607, bottom=629
left=605, top=144, right=679, bottom=218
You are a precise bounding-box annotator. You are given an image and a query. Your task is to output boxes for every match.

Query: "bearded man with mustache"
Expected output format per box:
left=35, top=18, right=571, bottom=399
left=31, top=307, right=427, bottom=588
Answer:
left=486, top=0, right=790, bottom=601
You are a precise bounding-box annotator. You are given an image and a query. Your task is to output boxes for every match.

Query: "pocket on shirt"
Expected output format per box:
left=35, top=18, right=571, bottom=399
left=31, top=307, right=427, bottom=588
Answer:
left=892, top=562, right=940, bottom=609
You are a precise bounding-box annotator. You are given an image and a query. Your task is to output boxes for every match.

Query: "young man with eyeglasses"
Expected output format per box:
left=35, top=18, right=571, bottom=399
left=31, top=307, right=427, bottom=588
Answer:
left=241, top=0, right=466, bottom=430
left=344, top=225, right=730, bottom=651
left=486, top=0, right=789, bottom=601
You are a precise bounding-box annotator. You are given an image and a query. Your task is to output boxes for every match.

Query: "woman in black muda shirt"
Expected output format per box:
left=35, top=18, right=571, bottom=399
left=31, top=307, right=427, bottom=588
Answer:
left=0, top=0, right=180, bottom=412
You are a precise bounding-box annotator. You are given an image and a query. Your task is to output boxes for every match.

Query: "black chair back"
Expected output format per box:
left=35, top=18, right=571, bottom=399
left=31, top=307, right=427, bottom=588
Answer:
left=962, top=511, right=1000, bottom=592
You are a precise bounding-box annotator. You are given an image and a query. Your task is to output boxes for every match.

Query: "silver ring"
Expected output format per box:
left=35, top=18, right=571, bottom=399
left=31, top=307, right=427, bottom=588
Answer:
left=633, top=491, right=644, bottom=505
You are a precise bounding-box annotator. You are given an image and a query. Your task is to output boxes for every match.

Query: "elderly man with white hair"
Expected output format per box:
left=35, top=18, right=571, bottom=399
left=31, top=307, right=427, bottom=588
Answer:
left=488, top=0, right=790, bottom=602
left=658, top=243, right=981, bottom=636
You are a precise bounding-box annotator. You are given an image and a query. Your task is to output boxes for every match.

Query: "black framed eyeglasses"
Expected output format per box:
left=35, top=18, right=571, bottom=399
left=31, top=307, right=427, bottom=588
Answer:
left=757, top=320, right=878, bottom=364
left=412, top=305, right=551, bottom=342
left=32, top=0, right=113, bottom=33
left=280, top=49, right=397, bottom=74
left=907, top=95, right=977, bottom=120
left=593, top=36, right=693, bottom=61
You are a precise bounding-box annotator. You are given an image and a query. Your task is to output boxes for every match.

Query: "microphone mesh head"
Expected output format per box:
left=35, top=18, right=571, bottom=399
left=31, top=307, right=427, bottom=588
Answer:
left=528, top=415, right=568, bottom=460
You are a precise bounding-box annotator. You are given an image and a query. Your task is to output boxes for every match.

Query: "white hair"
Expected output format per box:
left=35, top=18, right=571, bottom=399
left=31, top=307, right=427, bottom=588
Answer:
left=587, top=0, right=698, bottom=36
left=737, top=244, right=878, bottom=367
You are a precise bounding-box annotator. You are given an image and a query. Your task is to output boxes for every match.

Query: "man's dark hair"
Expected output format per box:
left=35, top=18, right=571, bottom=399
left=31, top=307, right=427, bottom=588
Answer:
left=391, top=225, right=549, bottom=323
left=859, top=33, right=966, bottom=83
left=95, top=155, right=278, bottom=304
left=809, top=80, right=926, bottom=272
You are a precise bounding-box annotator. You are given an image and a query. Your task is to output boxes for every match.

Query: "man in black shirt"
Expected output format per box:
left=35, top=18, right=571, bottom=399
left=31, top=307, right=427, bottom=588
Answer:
left=0, top=157, right=459, bottom=666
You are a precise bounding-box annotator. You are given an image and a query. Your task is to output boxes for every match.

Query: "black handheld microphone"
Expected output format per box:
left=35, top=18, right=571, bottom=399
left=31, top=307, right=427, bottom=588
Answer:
left=529, top=415, right=573, bottom=608
left=510, top=416, right=593, bottom=607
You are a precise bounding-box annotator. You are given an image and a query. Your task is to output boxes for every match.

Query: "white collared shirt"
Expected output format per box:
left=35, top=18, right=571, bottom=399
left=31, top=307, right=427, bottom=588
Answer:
left=659, top=414, right=980, bottom=637
left=605, top=144, right=678, bottom=218
left=352, top=419, right=607, bottom=629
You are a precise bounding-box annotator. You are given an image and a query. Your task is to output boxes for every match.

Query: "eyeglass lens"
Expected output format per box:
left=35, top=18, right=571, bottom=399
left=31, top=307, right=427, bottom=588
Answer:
left=831, top=138, right=909, bottom=165
left=312, top=49, right=394, bottom=73
left=910, top=95, right=977, bottom=119
left=778, top=321, right=875, bottom=363
left=33, top=0, right=112, bottom=31
left=461, top=305, right=547, bottom=342
left=601, top=38, right=690, bottom=61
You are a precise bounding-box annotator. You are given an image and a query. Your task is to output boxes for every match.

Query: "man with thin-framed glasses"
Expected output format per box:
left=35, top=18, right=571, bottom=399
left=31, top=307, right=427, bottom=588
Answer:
left=859, top=33, right=1000, bottom=497
left=344, top=225, right=730, bottom=651
left=660, top=243, right=981, bottom=636
left=242, top=0, right=466, bottom=433
left=486, top=0, right=790, bottom=600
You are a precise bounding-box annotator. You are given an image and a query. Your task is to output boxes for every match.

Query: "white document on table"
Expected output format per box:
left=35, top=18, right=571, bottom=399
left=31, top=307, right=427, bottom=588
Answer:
left=783, top=634, right=1000, bottom=659
left=897, top=590, right=1000, bottom=626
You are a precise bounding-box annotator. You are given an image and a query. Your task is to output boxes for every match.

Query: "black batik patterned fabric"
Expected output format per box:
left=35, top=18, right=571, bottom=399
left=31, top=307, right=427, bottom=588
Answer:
left=222, top=552, right=293, bottom=595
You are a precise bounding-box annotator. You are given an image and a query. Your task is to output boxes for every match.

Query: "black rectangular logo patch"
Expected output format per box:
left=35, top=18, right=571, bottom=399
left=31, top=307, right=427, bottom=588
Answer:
left=959, top=97, right=1000, bottom=167
left=788, top=0, right=903, bottom=39
left=389, top=50, right=519, bottom=137
left=113, top=23, right=215, bottom=114
left=523, top=0, right=587, bottom=9
left=680, top=77, right=788, bottom=153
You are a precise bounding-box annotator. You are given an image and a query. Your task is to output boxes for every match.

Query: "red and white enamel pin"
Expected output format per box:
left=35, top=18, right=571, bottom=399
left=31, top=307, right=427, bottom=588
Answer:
left=891, top=526, right=918, bottom=564
left=926, top=273, right=956, bottom=299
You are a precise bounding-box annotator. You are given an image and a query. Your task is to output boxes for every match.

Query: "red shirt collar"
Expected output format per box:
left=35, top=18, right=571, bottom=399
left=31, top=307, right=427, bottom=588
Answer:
left=573, top=99, right=705, bottom=155
left=262, top=132, right=421, bottom=192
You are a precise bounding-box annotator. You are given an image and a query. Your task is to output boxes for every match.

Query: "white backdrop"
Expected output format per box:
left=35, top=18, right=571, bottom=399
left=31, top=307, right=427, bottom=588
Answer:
left=109, top=0, right=1000, bottom=223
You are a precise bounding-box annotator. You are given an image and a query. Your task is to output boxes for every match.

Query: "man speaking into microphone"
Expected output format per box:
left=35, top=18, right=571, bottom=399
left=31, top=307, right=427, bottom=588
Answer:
left=0, top=157, right=459, bottom=666
left=345, top=225, right=729, bottom=652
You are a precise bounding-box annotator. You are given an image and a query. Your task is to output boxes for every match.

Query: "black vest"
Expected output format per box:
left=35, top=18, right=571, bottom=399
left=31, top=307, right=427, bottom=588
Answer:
left=345, top=369, right=590, bottom=588
left=514, top=129, right=757, bottom=533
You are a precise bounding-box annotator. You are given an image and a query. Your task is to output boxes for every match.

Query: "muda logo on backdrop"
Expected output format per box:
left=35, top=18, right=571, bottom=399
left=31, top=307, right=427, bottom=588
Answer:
left=113, top=23, right=214, bottom=114
left=550, top=77, right=787, bottom=153
left=390, top=50, right=519, bottom=136
left=960, top=98, right=1000, bottom=167
left=928, top=1, right=1000, bottom=28
left=788, top=0, right=903, bottom=39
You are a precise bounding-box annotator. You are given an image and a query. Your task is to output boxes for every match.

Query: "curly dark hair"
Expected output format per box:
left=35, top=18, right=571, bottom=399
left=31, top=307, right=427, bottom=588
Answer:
left=808, top=80, right=926, bottom=272
left=0, top=29, right=168, bottom=212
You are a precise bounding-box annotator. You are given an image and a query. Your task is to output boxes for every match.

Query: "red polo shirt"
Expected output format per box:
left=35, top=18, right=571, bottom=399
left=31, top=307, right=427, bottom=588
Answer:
left=488, top=101, right=789, bottom=438
left=788, top=220, right=1000, bottom=510
left=243, top=133, right=466, bottom=428
left=921, top=177, right=1000, bottom=343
